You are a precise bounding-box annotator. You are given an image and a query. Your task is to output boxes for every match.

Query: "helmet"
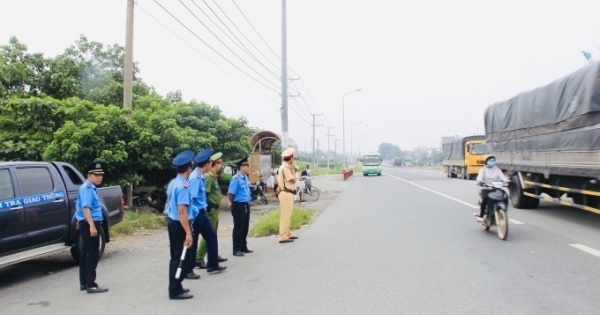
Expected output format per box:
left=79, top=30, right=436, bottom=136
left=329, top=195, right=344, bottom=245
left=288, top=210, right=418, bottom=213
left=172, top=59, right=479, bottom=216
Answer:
left=485, top=155, right=496, bottom=163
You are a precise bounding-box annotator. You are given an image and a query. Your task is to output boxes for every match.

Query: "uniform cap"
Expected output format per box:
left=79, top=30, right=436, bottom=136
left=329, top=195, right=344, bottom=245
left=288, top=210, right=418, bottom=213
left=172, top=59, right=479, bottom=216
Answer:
left=236, top=156, right=249, bottom=167
left=210, top=152, right=223, bottom=161
left=282, top=147, right=295, bottom=158
left=85, top=161, right=104, bottom=174
left=194, top=148, right=213, bottom=165
left=172, top=150, right=194, bottom=167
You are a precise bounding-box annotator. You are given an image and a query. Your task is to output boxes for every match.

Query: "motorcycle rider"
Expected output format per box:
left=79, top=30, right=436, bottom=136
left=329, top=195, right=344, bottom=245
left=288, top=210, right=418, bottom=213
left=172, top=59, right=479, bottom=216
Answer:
left=475, top=155, right=509, bottom=221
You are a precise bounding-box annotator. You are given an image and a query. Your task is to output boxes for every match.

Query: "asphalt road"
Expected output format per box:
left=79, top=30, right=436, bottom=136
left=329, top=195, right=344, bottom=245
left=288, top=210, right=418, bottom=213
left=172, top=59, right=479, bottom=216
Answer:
left=2, top=168, right=600, bottom=314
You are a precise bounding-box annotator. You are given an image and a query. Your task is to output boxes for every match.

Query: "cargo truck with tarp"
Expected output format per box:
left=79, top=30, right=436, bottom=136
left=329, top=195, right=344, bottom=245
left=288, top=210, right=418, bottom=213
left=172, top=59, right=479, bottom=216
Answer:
left=442, top=136, right=487, bottom=179
left=484, top=61, right=600, bottom=213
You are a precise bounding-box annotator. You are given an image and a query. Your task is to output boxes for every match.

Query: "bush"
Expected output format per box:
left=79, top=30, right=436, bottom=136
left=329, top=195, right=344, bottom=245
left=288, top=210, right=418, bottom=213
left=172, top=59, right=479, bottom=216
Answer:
left=249, top=207, right=313, bottom=237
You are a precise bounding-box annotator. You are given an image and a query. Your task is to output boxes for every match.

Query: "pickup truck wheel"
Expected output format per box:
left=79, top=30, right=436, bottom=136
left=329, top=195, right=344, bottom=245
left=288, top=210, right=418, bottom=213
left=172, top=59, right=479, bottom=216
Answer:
left=70, top=226, right=106, bottom=263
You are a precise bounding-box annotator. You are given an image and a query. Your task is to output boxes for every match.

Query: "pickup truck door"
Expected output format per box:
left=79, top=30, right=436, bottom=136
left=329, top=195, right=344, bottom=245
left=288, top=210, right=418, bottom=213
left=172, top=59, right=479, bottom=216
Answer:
left=0, top=167, right=26, bottom=255
left=15, top=166, right=68, bottom=247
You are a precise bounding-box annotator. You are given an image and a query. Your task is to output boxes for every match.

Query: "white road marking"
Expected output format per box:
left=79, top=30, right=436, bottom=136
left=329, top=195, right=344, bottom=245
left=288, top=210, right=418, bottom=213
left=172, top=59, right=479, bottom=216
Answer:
left=569, top=244, right=600, bottom=258
left=384, top=172, right=526, bottom=225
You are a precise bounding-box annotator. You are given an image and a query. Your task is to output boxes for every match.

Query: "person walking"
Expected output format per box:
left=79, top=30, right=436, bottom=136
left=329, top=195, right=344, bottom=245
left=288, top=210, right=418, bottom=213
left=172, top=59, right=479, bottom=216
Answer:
left=165, top=150, right=195, bottom=300
left=228, top=157, right=253, bottom=256
left=276, top=148, right=299, bottom=244
left=188, top=148, right=226, bottom=275
left=76, top=161, right=109, bottom=293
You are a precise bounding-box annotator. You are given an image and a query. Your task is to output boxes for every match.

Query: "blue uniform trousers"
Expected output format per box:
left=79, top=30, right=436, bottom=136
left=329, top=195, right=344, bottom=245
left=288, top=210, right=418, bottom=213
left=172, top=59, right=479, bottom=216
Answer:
left=191, top=210, right=219, bottom=268
left=168, top=218, right=196, bottom=296
left=79, top=221, right=102, bottom=288
left=231, top=202, right=250, bottom=252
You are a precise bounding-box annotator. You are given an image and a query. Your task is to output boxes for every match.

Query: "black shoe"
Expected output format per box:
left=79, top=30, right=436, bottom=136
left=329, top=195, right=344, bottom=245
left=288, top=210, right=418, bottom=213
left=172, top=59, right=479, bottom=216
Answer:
left=241, top=249, right=253, bottom=253
left=233, top=251, right=244, bottom=257
left=289, top=236, right=298, bottom=239
left=185, top=272, right=200, bottom=280
left=169, top=292, right=194, bottom=300
left=207, top=266, right=227, bottom=273
left=80, top=285, right=87, bottom=291
left=279, top=239, right=294, bottom=243
left=86, top=286, right=109, bottom=294
left=182, top=288, right=190, bottom=293
left=217, top=256, right=228, bottom=262
left=196, top=261, right=207, bottom=269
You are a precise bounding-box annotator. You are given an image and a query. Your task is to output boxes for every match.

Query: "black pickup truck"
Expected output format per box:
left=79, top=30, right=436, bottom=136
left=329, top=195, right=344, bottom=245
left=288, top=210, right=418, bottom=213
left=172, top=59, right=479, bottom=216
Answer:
left=0, top=161, right=124, bottom=267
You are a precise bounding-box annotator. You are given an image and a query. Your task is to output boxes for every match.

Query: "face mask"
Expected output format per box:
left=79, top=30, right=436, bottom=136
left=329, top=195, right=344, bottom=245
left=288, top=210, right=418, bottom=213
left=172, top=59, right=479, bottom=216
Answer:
left=487, top=161, right=496, bottom=168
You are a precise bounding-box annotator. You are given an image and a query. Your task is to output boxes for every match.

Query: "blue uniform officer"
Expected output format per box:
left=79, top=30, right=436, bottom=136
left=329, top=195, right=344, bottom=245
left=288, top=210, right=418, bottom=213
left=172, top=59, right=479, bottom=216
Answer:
left=188, top=148, right=226, bottom=275
left=228, top=156, right=252, bottom=257
left=75, top=161, right=109, bottom=293
left=166, top=150, right=195, bottom=300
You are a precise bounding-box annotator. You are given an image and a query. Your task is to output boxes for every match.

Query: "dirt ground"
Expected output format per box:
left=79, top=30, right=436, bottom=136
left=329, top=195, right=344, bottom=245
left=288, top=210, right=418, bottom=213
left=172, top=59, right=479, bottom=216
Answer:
left=107, top=174, right=351, bottom=252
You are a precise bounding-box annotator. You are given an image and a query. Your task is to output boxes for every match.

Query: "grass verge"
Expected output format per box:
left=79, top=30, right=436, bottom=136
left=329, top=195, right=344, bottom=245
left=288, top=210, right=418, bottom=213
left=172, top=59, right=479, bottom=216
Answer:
left=112, top=210, right=168, bottom=236
left=249, top=207, right=313, bottom=237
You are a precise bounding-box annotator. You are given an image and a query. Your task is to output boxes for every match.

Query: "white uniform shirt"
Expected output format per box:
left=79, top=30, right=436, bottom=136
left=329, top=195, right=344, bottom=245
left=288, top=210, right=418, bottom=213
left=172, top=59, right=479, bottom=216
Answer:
left=476, top=166, right=508, bottom=183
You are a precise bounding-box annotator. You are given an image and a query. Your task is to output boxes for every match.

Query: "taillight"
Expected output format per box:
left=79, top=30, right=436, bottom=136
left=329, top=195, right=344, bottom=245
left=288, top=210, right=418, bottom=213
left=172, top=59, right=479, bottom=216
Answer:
left=120, top=194, right=125, bottom=213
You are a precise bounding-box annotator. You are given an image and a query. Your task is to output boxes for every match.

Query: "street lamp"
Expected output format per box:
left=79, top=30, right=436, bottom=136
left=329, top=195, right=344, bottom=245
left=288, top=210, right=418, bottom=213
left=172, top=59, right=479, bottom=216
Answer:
left=350, top=121, right=362, bottom=164
left=342, top=88, right=362, bottom=168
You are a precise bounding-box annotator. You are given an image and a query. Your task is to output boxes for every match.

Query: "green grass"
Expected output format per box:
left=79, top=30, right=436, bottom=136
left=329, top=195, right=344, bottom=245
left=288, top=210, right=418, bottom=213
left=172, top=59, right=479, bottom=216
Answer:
left=112, top=210, right=168, bottom=236
left=249, top=207, right=313, bottom=237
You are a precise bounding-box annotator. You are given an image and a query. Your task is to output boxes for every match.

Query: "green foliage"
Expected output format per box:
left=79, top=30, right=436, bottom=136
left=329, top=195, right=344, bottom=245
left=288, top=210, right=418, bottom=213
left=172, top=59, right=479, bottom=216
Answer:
left=111, top=210, right=168, bottom=236
left=378, top=142, right=402, bottom=160
left=249, top=208, right=313, bottom=237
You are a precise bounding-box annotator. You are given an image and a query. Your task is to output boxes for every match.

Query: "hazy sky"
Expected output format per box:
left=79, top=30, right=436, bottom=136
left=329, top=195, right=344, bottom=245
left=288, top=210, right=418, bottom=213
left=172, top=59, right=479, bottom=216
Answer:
left=1, top=0, right=599, bottom=155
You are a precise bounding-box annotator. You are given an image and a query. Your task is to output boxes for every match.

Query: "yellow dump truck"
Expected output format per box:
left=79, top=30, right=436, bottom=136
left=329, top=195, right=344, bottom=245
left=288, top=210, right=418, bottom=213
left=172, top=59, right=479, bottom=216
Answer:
left=442, top=135, right=487, bottom=180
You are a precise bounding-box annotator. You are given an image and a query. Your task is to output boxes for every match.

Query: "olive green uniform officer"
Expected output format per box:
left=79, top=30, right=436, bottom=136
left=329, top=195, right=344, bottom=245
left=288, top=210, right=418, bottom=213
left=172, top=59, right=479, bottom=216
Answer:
left=277, top=148, right=299, bottom=244
left=196, top=152, right=228, bottom=268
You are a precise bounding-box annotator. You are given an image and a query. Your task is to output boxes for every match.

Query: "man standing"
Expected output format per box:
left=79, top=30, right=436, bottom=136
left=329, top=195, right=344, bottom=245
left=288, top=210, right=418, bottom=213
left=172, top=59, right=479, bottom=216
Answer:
left=277, top=148, right=299, bottom=244
left=166, top=150, right=195, bottom=300
left=76, top=161, right=108, bottom=293
left=228, top=157, right=253, bottom=257
left=196, top=152, right=228, bottom=269
left=188, top=148, right=226, bottom=275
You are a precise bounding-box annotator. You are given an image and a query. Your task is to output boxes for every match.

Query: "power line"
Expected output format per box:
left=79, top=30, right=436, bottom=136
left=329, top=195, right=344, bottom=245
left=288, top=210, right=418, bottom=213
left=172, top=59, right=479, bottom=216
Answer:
left=137, top=2, right=280, bottom=103
left=190, top=0, right=280, bottom=80
left=177, top=0, right=280, bottom=91
left=231, top=0, right=299, bottom=77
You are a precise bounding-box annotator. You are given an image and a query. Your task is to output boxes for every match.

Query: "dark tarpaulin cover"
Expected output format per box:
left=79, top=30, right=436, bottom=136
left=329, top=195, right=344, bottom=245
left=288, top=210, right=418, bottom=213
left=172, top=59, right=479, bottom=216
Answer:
left=485, top=61, right=600, bottom=151
left=442, top=135, right=486, bottom=161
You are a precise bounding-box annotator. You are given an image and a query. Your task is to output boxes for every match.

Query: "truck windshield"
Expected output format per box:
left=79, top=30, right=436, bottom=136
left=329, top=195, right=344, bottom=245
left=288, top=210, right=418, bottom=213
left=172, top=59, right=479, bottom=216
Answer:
left=470, top=144, right=487, bottom=155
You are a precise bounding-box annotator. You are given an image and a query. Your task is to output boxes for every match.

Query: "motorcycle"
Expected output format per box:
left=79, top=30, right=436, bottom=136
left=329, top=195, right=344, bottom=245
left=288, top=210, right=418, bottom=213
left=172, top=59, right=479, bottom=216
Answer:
left=132, top=191, right=152, bottom=207
left=250, top=182, right=268, bottom=205
left=150, top=186, right=168, bottom=210
left=478, top=180, right=510, bottom=240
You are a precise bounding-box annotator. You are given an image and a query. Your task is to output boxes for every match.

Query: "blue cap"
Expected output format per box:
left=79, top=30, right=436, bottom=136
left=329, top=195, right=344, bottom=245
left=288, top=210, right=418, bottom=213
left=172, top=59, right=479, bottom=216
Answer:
left=194, top=148, right=213, bottom=165
left=172, top=150, right=194, bottom=167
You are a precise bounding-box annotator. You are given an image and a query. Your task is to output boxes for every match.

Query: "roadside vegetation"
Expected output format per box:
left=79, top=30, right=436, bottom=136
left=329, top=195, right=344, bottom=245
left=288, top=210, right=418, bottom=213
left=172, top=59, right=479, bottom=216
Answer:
left=249, top=207, right=313, bottom=237
left=111, top=210, right=167, bottom=236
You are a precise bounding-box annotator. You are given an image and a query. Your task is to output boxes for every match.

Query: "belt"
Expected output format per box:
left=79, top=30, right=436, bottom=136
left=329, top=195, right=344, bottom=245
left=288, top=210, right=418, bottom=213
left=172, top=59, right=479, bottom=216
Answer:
left=233, top=201, right=249, bottom=204
left=282, top=188, right=296, bottom=194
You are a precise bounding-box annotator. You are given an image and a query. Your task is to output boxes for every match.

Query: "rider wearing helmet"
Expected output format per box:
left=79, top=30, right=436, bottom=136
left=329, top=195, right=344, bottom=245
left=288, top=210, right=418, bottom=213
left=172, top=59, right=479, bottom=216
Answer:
left=475, top=155, right=509, bottom=220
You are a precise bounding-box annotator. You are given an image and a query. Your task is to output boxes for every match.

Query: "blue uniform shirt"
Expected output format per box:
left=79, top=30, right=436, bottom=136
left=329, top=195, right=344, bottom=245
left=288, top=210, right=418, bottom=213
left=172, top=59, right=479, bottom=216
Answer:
left=228, top=172, right=251, bottom=203
left=166, top=174, right=192, bottom=221
left=75, top=179, right=103, bottom=221
left=188, top=168, right=207, bottom=216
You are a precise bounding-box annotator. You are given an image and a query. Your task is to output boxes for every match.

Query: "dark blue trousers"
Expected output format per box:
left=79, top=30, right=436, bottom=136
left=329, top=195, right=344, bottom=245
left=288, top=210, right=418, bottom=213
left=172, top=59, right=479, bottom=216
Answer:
left=231, top=202, right=250, bottom=252
left=191, top=211, right=219, bottom=269
left=79, top=221, right=102, bottom=288
left=168, top=218, right=195, bottom=296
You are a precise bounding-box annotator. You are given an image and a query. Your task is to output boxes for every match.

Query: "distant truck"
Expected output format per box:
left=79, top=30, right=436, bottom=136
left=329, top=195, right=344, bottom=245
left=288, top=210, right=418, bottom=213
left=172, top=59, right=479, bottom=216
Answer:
left=0, top=161, right=124, bottom=267
left=442, top=136, right=487, bottom=179
left=393, top=158, right=403, bottom=166
left=485, top=61, right=600, bottom=212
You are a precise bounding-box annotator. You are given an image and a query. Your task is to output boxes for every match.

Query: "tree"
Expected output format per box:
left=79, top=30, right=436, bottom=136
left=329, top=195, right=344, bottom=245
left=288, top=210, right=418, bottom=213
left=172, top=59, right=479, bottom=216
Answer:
left=378, top=142, right=402, bottom=160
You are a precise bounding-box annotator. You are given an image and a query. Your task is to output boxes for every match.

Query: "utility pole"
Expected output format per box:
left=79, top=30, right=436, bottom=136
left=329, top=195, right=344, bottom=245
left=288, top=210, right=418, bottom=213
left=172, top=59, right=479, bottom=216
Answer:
left=326, top=126, right=335, bottom=169
left=123, top=0, right=134, bottom=111
left=334, top=139, right=339, bottom=168
left=280, top=0, right=289, bottom=149
left=317, top=139, right=320, bottom=167
left=311, top=114, right=322, bottom=169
